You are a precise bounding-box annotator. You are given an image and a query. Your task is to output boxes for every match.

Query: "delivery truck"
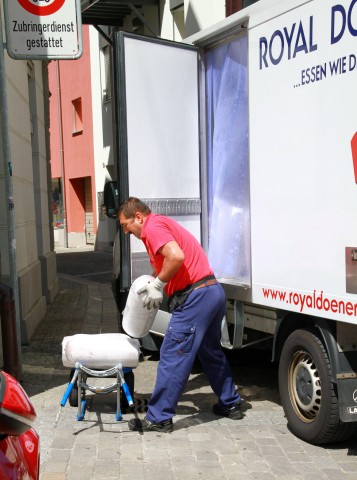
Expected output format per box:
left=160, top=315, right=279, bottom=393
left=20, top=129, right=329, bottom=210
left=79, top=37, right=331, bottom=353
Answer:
left=103, top=0, right=357, bottom=444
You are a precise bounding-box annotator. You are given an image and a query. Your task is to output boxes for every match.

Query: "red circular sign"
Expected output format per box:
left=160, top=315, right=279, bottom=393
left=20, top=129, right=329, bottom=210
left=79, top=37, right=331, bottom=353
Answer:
left=17, top=0, right=65, bottom=16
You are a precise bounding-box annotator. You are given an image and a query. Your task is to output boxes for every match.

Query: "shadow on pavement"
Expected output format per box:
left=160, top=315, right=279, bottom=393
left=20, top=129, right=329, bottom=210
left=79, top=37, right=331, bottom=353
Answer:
left=56, top=249, right=113, bottom=284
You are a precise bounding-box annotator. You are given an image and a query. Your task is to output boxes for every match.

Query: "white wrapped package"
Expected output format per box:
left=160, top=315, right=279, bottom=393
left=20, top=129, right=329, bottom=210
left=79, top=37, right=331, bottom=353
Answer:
left=122, top=275, right=160, bottom=338
left=62, top=333, right=140, bottom=369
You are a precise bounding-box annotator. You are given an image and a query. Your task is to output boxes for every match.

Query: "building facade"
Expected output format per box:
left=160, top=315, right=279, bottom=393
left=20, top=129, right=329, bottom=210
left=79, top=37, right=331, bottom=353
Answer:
left=50, top=0, right=255, bottom=252
left=0, top=1, right=59, bottom=358
left=49, top=26, right=98, bottom=249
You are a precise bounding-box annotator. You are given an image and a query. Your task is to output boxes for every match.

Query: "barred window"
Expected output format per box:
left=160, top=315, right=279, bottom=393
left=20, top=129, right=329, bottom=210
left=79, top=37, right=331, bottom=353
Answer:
left=103, top=45, right=112, bottom=102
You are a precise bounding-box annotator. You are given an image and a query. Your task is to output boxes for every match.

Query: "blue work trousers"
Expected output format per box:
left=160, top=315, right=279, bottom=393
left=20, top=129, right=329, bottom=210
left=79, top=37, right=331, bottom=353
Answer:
left=146, top=282, right=241, bottom=423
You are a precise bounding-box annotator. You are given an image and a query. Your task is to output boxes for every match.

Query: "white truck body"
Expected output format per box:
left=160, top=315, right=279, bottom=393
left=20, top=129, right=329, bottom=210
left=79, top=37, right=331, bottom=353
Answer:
left=106, top=0, right=357, bottom=444
left=248, top=0, right=357, bottom=324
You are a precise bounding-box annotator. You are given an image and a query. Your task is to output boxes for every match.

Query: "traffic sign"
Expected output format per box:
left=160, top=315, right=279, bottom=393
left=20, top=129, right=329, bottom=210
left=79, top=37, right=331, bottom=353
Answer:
left=3, top=0, right=83, bottom=60
left=17, top=0, right=66, bottom=16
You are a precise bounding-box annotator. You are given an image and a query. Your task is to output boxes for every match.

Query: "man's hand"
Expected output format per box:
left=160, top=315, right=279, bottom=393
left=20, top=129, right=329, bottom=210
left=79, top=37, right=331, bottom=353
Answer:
left=137, top=277, right=167, bottom=310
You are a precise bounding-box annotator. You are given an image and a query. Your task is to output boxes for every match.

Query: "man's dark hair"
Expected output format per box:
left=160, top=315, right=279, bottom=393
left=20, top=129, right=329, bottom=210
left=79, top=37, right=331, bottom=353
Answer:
left=118, top=197, right=151, bottom=218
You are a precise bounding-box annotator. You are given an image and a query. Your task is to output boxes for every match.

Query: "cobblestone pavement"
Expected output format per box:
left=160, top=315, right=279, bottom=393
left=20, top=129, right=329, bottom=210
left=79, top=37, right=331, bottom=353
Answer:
left=20, top=248, right=357, bottom=479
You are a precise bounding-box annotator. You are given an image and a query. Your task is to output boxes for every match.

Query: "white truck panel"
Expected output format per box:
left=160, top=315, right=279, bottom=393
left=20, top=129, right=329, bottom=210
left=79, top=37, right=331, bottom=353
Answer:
left=124, top=37, right=200, bottom=200
left=249, top=0, right=357, bottom=322
left=122, top=36, right=201, bottom=264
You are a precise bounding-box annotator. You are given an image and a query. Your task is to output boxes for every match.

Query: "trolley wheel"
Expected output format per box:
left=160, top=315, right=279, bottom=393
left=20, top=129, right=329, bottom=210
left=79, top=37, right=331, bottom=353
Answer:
left=67, top=370, right=78, bottom=407
left=69, top=384, right=79, bottom=407
left=121, top=370, right=135, bottom=409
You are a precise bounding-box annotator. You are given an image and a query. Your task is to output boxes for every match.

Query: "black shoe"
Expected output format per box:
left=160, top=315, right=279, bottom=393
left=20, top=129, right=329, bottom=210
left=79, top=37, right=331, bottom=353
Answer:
left=128, top=417, right=173, bottom=433
left=213, top=402, right=243, bottom=420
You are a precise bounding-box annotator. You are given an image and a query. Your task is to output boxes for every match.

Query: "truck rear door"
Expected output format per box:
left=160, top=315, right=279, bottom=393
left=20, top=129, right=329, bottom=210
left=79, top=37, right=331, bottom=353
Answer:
left=113, top=32, right=201, bottom=290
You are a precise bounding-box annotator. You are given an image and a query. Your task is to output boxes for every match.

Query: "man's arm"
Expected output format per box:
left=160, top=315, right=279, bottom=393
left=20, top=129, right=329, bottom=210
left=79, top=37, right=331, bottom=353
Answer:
left=156, top=240, right=184, bottom=282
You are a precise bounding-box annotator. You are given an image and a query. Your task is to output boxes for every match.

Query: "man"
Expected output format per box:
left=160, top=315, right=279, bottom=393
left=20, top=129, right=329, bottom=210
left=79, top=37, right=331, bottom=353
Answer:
left=119, top=197, right=242, bottom=432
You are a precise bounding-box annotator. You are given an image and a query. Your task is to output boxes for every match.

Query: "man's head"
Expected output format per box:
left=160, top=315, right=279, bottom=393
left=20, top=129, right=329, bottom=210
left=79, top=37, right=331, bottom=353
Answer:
left=118, top=197, right=151, bottom=239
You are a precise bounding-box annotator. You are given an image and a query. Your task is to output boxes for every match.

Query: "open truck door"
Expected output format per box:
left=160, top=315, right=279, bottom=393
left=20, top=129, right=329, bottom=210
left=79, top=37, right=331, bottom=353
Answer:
left=107, top=30, right=251, bottom=336
left=109, top=33, right=202, bottom=334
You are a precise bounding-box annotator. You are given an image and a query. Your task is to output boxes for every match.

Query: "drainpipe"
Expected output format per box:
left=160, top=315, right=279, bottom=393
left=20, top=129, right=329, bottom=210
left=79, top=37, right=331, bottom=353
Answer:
left=0, top=13, right=22, bottom=378
left=43, top=62, right=55, bottom=252
left=55, top=60, right=68, bottom=247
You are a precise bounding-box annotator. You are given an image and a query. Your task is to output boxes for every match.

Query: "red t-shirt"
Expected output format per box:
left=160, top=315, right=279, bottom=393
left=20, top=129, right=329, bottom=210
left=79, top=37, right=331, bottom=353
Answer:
left=141, top=213, right=213, bottom=297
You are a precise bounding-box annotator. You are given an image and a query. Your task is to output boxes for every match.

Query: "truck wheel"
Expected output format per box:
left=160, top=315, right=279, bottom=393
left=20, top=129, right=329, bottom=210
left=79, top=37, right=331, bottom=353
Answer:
left=279, top=328, right=357, bottom=445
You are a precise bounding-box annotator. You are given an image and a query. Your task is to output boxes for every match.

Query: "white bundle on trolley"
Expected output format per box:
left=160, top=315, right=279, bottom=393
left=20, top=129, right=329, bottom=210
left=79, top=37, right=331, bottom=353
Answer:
left=60, top=275, right=159, bottom=421
left=62, top=333, right=141, bottom=369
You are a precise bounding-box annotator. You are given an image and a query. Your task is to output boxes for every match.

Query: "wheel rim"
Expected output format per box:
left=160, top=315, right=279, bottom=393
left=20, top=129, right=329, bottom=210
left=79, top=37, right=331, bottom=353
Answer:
left=288, top=350, right=322, bottom=422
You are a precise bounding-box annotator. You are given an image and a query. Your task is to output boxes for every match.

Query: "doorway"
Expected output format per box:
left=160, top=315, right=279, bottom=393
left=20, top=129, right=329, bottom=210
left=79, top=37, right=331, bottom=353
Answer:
left=204, top=33, right=251, bottom=284
left=84, top=177, right=94, bottom=245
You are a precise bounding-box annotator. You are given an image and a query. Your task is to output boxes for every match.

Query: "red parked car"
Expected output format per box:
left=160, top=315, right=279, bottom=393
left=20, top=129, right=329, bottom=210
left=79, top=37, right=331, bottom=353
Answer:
left=0, top=371, right=39, bottom=480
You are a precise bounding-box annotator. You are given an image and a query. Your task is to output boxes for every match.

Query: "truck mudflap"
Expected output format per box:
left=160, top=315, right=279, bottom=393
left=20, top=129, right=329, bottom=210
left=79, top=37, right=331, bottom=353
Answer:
left=337, top=375, right=357, bottom=422
left=315, top=320, right=357, bottom=423
left=313, top=320, right=357, bottom=424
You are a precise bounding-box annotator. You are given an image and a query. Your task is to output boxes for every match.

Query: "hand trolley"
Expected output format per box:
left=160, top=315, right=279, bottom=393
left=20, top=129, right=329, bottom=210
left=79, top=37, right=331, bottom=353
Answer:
left=60, top=362, right=134, bottom=421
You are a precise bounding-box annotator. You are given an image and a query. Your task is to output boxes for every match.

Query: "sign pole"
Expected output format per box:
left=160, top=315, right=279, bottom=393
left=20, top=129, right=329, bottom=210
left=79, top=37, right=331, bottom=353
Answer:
left=0, top=6, right=22, bottom=378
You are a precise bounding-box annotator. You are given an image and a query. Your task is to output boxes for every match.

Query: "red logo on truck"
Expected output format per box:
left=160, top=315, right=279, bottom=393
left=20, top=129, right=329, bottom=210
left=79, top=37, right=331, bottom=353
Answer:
left=351, top=132, right=357, bottom=183
left=17, top=0, right=65, bottom=16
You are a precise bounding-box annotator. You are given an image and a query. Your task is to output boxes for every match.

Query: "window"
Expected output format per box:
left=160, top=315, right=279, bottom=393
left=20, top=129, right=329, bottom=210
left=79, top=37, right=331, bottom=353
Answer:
left=102, top=45, right=112, bottom=102
left=226, top=0, right=259, bottom=16
left=72, top=97, right=83, bottom=135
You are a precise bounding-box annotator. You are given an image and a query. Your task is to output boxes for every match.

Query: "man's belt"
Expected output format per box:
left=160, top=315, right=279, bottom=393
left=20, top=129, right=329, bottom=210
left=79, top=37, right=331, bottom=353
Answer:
left=168, top=275, right=217, bottom=313
left=193, top=278, right=218, bottom=290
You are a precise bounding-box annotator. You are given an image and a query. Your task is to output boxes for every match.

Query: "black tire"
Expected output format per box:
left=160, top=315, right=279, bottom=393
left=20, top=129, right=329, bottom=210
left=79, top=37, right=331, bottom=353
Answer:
left=69, top=383, right=79, bottom=407
left=279, top=328, right=357, bottom=445
left=68, top=370, right=85, bottom=408
left=68, top=370, right=79, bottom=407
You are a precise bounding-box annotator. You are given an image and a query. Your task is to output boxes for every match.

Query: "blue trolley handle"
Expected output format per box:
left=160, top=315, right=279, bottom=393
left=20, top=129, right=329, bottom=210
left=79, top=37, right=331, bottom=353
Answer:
left=121, top=381, right=134, bottom=407
left=117, top=366, right=134, bottom=407
left=60, top=369, right=79, bottom=406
